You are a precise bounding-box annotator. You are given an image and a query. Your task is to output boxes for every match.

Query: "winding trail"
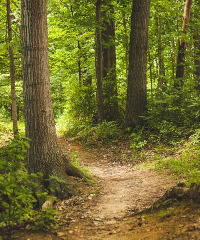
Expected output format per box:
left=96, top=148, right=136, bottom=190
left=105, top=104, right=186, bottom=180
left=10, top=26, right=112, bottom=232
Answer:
left=7, top=138, right=200, bottom=240
left=57, top=138, right=178, bottom=240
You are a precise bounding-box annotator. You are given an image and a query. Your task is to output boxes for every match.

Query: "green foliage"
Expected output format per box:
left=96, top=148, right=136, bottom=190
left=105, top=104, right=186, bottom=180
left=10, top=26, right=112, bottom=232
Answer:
left=156, top=207, right=175, bottom=219
left=0, top=138, right=35, bottom=227
left=28, top=208, right=59, bottom=231
left=67, top=85, right=96, bottom=122
left=145, top=85, right=200, bottom=143
left=71, top=152, right=93, bottom=184
left=129, top=128, right=148, bottom=151
left=0, top=138, right=57, bottom=230
left=0, top=0, right=24, bottom=121
left=154, top=140, right=200, bottom=185
left=65, top=121, right=123, bottom=146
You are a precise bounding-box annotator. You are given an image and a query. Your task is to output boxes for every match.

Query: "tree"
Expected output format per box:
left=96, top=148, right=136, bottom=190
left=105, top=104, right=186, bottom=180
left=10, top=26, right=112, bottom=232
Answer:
left=101, top=0, right=119, bottom=121
left=6, top=0, right=18, bottom=136
left=175, top=0, right=192, bottom=87
left=21, top=0, right=84, bottom=199
left=125, top=0, right=150, bottom=128
left=95, top=0, right=104, bottom=122
left=193, top=0, right=200, bottom=92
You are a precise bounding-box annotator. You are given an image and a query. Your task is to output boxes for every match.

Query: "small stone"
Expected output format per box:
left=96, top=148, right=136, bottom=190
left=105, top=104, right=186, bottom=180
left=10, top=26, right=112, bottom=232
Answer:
left=94, top=217, right=102, bottom=221
left=68, top=230, right=74, bottom=234
left=57, top=232, right=66, bottom=237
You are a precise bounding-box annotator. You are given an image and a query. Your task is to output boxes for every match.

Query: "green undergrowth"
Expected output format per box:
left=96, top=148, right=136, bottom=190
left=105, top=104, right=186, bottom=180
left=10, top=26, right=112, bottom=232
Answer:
left=0, top=137, right=58, bottom=232
left=58, top=119, right=200, bottom=186
left=60, top=120, right=123, bottom=146
left=71, top=152, right=94, bottom=185
left=136, top=129, right=200, bottom=186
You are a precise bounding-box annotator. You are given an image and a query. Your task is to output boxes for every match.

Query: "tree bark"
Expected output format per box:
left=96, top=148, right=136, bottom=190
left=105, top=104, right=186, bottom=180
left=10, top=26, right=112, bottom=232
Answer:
left=102, top=0, right=119, bottom=121
left=158, top=15, right=165, bottom=87
left=125, top=0, right=150, bottom=128
left=193, top=0, right=200, bottom=92
left=95, top=0, right=104, bottom=122
left=194, top=33, right=200, bottom=92
left=77, top=40, right=82, bottom=86
left=175, top=0, right=192, bottom=87
left=6, top=0, right=18, bottom=136
left=21, top=0, right=84, bottom=199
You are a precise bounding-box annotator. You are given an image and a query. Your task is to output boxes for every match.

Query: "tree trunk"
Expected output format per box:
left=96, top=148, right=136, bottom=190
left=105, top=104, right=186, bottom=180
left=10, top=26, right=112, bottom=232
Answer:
left=77, top=40, right=82, bottom=86
left=175, top=0, right=192, bottom=87
left=21, top=0, right=84, bottom=200
left=125, top=0, right=150, bottom=128
left=6, top=0, right=18, bottom=136
left=95, top=0, right=104, bottom=122
left=193, top=0, right=200, bottom=92
left=158, top=15, right=165, bottom=87
left=194, top=33, right=200, bottom=92
left=102, top=0, right=119, bottom=121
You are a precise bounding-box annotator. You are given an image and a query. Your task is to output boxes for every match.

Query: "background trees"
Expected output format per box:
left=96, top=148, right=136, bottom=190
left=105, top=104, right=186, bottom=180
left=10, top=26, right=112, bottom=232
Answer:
left=0, top=0, right=200, bottom=142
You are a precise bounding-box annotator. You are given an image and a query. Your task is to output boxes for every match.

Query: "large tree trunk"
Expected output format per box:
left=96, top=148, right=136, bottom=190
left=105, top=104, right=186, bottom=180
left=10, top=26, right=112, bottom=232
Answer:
left=21, top=0, right=84, bottom=200
left=6, top=0, right=18, bottom=136
left=95, top=0, right=104, bottom=122
left=102, top=0, right=119, bottom=121
left=175, top=0, right=192, bottom=87
left=125, top=0, right=150, bottom=128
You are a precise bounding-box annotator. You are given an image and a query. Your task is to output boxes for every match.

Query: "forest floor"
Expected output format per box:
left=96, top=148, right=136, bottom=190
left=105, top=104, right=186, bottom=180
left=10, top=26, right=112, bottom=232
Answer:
left=3, top=137, right=200, bottom=240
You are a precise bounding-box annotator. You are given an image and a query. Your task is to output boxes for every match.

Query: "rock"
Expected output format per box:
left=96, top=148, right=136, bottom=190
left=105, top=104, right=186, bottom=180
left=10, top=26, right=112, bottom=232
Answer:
left=57, top=232, right=67, bottom=237
left=157, top=182, right=200, bottom=204
left=188, top=183, right=200, bottom=203
left=42, top=200, right=54, bottom=210
left=169, top=186, right=189, bottom=199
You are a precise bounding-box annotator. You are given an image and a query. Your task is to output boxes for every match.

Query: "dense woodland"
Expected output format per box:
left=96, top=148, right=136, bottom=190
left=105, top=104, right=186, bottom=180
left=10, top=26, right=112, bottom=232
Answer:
left=0, top=0, right=200, bottom=234
left=0, top=0, right=200, bottom=135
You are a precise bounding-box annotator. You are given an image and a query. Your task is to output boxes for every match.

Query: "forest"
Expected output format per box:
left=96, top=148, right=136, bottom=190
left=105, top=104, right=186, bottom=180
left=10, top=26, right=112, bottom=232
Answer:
left=0, top=0, right=200, bottom=239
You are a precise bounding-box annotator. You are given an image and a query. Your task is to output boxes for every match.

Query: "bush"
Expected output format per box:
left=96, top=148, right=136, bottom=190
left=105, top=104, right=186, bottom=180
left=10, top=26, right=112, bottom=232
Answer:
left=0, top=138, right=56, bottom=230
left=129, top=128, right=148, bottom=151
left=0, top=138, right=35, bottom=227
left=65, top=121, right=123, bottom=146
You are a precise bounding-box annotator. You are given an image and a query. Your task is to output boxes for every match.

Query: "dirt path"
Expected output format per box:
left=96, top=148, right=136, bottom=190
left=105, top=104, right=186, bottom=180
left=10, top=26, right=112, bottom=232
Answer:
left=54, top=139, right=179, bottom=240
left=4, top=138, right=200, bottom=240
left=67, top=140, right=177, bottom=220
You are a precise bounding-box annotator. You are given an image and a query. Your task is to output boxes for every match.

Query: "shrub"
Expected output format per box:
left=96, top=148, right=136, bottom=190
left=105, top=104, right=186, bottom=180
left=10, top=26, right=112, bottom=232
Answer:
left=65, top=121, right=123, bottom=146
left=0, top=138, right=56, bottom=230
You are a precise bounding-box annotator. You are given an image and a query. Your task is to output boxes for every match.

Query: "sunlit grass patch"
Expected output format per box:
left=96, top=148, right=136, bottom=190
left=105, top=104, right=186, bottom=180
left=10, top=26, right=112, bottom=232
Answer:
left=0, top=121, right=25, bottom=147
left=136, top=142, right=200, bottom=186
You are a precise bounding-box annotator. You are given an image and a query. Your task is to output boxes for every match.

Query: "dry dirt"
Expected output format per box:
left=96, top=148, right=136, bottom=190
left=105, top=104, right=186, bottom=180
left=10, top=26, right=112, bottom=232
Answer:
left=2, top=138, right=200, bottom=240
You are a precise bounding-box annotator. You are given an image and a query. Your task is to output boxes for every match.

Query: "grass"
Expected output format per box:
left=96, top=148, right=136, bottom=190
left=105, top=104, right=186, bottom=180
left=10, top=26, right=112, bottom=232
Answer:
left=135, top=141, right=200, bottom=186
left=71, top=152, right=94, bottom=185
left=154, top=144, right=200, bottom=185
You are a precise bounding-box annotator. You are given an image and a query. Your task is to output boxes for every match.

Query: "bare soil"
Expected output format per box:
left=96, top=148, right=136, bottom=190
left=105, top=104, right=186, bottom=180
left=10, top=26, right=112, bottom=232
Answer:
left=2, top=138, right=200, bottom=240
